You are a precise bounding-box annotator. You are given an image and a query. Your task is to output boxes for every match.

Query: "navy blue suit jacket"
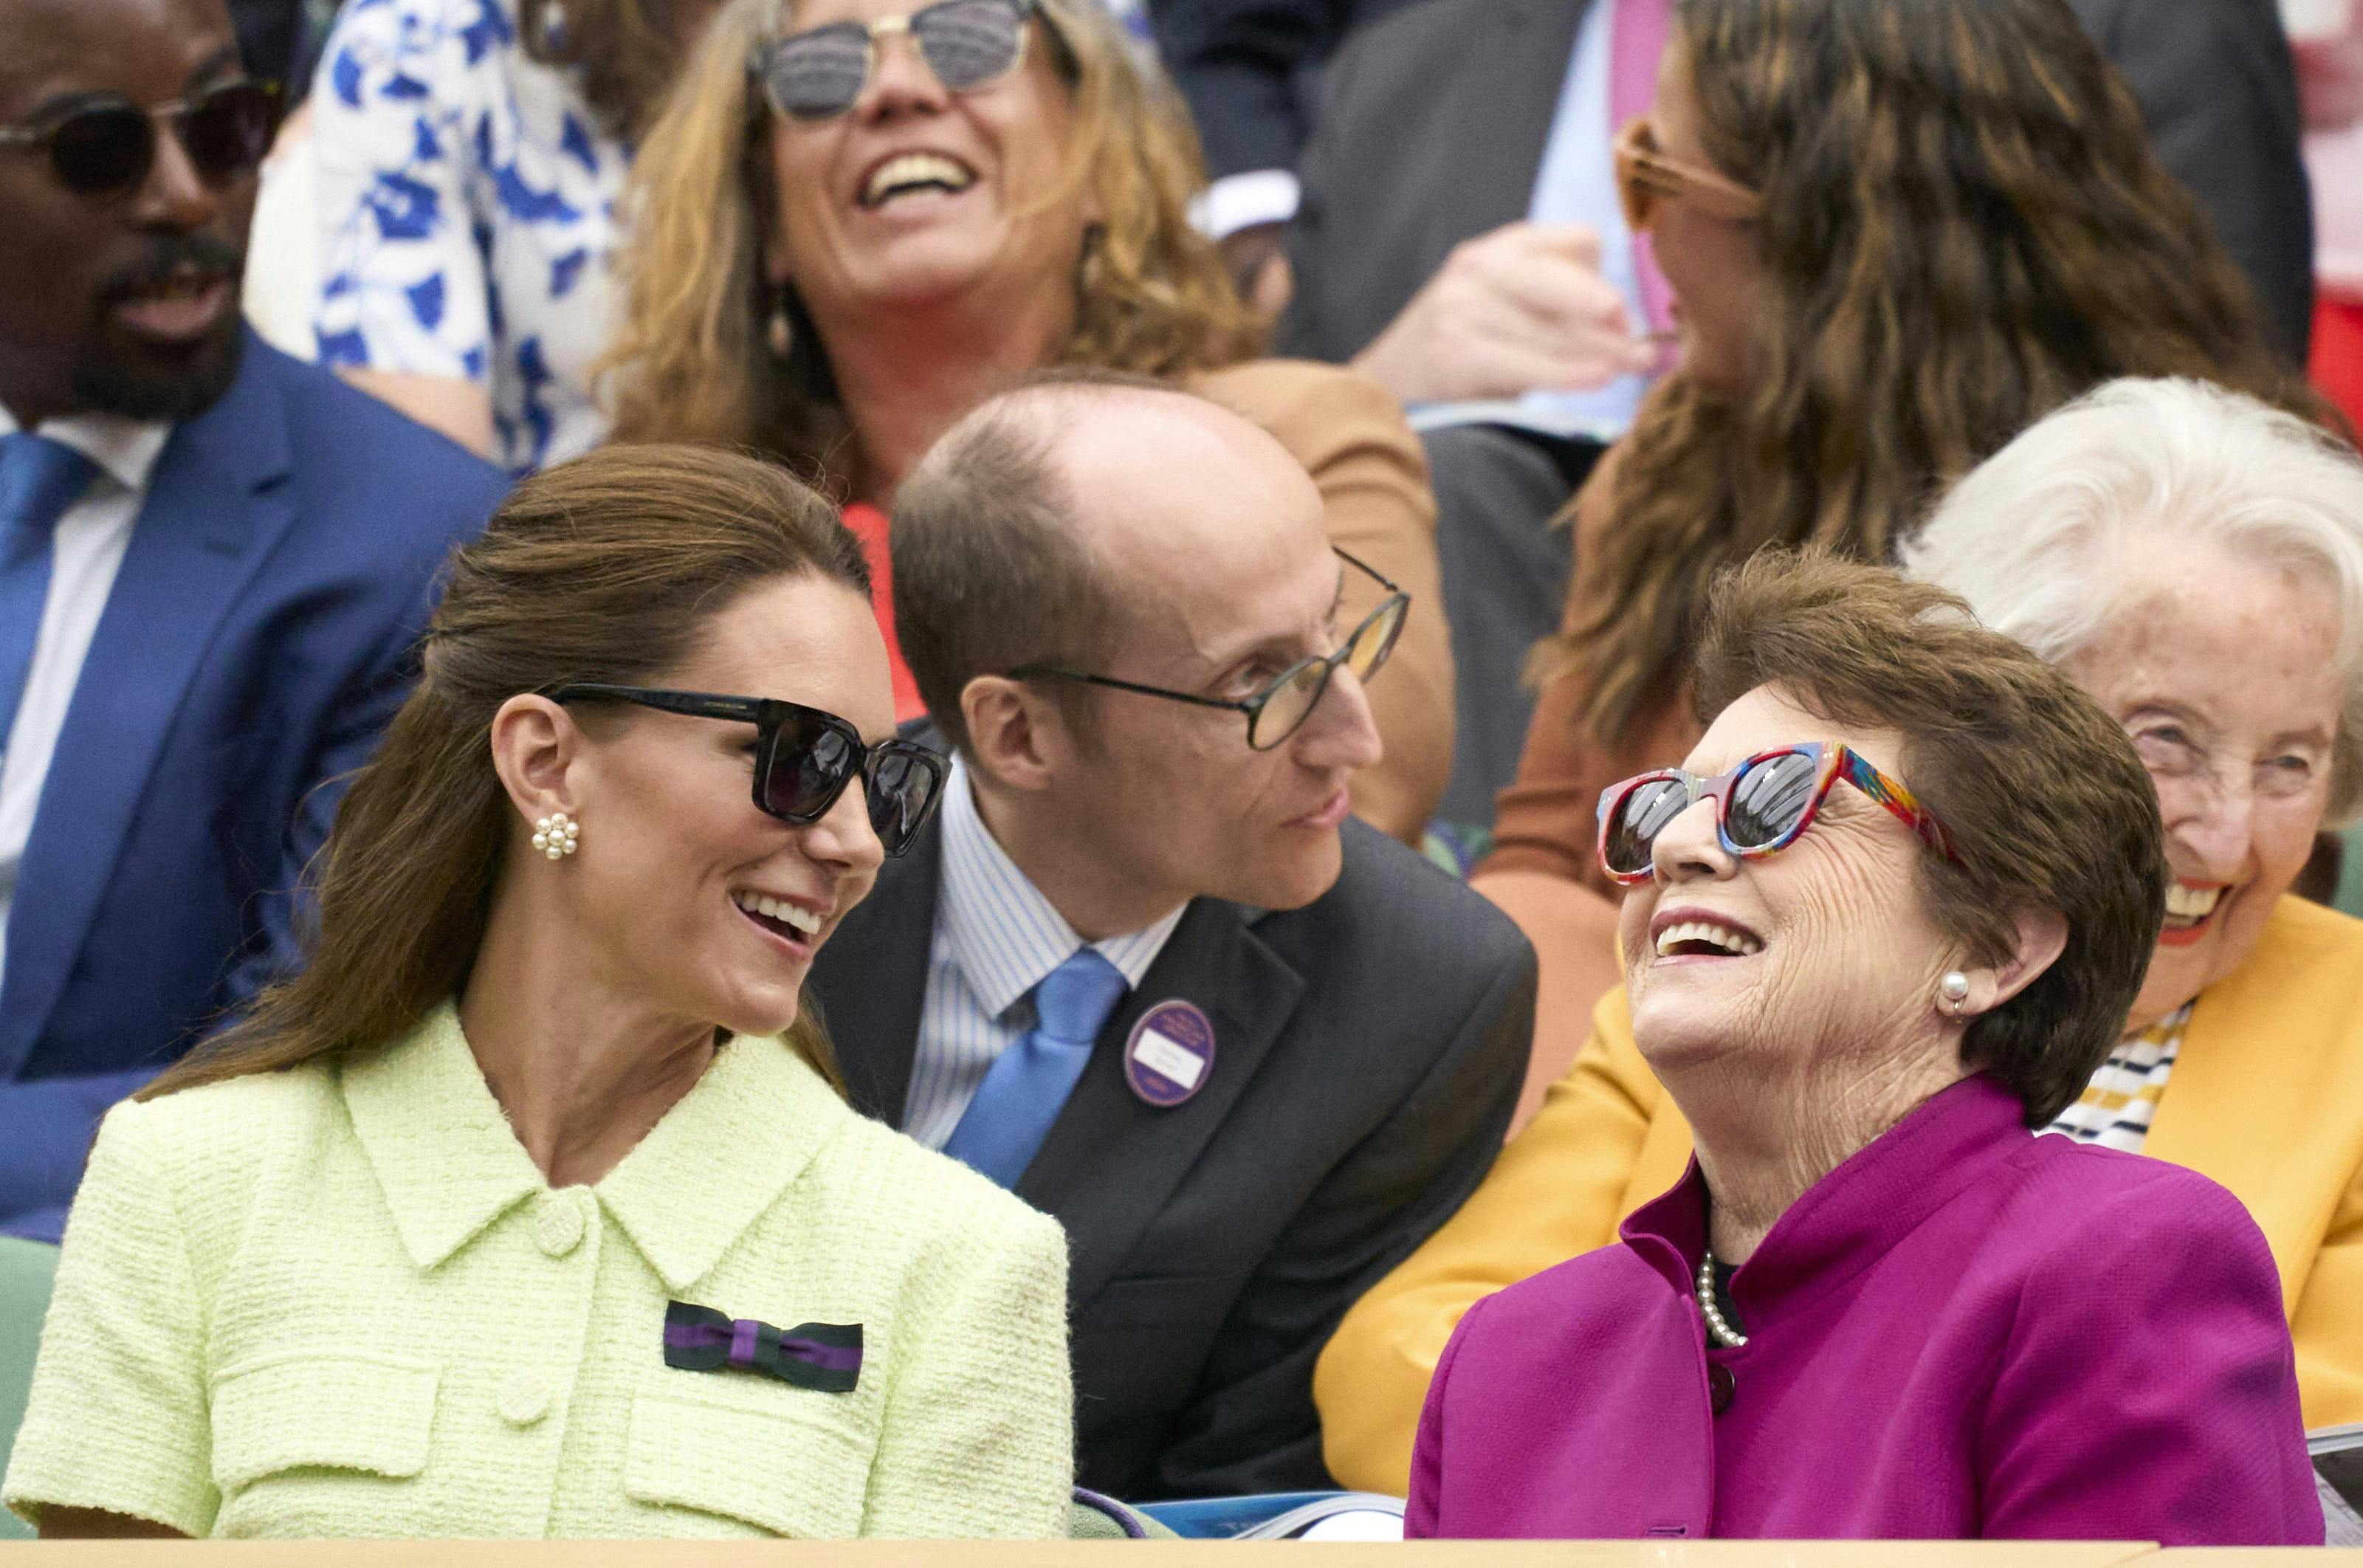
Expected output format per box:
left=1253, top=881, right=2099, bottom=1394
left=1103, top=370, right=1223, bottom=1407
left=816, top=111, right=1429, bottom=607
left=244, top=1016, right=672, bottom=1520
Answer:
left=0, top=331, right=507, bottom=1240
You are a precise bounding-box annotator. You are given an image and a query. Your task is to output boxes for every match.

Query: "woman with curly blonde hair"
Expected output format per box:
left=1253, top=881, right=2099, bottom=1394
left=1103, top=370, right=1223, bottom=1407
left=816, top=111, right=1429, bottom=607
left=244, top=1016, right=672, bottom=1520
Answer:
left=599, top=0, right=1453, bottom=841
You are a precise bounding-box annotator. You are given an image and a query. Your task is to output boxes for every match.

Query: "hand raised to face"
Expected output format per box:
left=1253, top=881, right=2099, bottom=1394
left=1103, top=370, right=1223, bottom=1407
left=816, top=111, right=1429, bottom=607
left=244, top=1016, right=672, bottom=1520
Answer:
left=1349, top=221, right=1661, bottom=408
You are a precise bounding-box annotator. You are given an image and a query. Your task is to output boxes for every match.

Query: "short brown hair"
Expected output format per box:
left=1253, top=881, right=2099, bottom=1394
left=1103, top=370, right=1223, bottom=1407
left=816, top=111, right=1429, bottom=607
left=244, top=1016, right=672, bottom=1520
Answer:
left=890, top=372, right=1176, bottom=753
left=145, top=444, right=869, bottom=1101
left=1691, top=550, right=2167, bottom=1125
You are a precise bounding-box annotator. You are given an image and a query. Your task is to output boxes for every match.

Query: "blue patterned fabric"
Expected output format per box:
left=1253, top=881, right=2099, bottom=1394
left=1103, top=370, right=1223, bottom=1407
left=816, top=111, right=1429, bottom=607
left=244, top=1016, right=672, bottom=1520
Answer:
left=310, top=0, right=623, bottom=473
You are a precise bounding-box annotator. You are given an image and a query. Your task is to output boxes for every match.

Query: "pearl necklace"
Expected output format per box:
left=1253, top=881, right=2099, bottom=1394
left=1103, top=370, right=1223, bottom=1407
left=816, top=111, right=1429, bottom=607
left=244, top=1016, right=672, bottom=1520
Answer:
left=1696, top=1251, right=1749, bottom=1348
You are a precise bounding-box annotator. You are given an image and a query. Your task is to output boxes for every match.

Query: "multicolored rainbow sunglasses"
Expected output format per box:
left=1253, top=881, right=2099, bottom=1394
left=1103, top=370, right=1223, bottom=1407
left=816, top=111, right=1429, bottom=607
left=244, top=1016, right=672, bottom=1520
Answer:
left=1595, top=741, right=1964, bottom=886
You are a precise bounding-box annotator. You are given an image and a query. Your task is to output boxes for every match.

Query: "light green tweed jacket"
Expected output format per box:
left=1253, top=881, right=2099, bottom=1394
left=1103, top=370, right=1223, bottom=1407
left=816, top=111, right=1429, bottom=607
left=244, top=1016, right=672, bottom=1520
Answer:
left=2, top=1003, right=1073, bottom=1538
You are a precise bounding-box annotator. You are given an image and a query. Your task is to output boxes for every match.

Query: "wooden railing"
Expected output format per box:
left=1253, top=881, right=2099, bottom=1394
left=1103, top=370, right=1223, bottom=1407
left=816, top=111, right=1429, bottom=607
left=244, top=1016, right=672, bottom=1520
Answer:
left=1, top=1541, right=2359, bottom=1564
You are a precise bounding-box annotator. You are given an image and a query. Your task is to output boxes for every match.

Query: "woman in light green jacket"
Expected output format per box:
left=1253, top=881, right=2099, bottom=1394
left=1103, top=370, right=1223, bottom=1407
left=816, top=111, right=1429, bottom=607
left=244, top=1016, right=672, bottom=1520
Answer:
left=2, top=445, right=1072, bottom=1541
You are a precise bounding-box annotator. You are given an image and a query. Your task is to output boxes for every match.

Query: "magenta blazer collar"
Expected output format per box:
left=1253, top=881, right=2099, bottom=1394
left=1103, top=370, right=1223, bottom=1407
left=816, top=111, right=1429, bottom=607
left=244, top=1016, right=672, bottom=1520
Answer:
left=1406, top=1073, right=2320, bottom=1543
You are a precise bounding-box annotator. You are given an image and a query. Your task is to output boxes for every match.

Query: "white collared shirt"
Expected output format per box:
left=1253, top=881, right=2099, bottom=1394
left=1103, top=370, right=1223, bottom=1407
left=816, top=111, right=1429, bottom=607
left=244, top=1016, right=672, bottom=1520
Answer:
left=0, top=404, right=172, bottom=989
left=901, top=758, right=1188, bottom=1149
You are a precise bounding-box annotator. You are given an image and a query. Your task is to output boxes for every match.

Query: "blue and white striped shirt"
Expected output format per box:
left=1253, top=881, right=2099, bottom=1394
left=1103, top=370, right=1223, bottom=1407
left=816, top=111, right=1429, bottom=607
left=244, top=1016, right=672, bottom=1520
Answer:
left=901, top=760, right=1187, bottom=1149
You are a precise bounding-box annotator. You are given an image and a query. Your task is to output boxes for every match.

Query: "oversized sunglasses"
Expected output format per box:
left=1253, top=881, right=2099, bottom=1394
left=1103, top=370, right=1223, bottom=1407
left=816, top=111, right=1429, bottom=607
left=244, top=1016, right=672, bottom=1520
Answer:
left=1595, top=741, right=1964, bottom=886
left=0, top=78, right=281, bottom=198
left=1612, top=117, right=1764, bottom=235
left=546, top=684, right=949, bottom=856
left=1011, top=550, right=1408, bottom=752
left=751, top=0, right=1038, bottom=121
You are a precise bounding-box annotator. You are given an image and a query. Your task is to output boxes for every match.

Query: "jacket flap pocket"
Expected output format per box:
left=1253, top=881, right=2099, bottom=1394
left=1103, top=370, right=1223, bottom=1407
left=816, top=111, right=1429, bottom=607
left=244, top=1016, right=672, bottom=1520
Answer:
left=210, top=1352, right=438, bottom=1491
left=625, top=1387, right=873, bottom=1537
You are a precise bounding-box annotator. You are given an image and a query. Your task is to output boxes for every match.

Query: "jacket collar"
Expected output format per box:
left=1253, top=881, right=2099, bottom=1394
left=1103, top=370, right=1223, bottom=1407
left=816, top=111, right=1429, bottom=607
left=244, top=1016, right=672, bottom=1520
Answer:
left=1621, top=1073, right=2028, bottom=1329
left=341, top=1000, right=852, bottom=1289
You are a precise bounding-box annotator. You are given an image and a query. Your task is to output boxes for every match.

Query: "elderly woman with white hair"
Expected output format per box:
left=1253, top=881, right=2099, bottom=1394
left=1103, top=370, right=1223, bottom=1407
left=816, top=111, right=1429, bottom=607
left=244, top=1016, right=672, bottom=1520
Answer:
left=1313, top=376, right=2363, bottom=1495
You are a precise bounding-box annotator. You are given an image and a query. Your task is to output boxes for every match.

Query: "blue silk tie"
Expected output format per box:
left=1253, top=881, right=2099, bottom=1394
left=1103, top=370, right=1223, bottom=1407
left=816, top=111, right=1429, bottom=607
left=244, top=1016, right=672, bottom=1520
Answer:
left=943, top=948, right=1129, bottom=1188
left=0, top=433, right=100, bottom=759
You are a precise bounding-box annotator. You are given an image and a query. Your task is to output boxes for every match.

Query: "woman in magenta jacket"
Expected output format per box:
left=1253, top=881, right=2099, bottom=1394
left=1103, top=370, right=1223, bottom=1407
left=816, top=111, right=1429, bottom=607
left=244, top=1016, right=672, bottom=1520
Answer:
left=1404, top=550, right=2321, bottom=1544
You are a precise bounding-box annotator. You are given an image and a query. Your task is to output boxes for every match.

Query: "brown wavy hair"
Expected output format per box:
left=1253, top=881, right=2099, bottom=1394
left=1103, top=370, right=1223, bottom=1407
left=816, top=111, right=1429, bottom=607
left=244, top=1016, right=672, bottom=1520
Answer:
left=1546, top=0, right=2311, bottom=745
left=519, top=0, right=708, bottom=137
left=599, top=0, right=1261, bottom=470
left=142, top=445, right=869, bottom=1101
left=1693, top=550, right=2167, bottom=1126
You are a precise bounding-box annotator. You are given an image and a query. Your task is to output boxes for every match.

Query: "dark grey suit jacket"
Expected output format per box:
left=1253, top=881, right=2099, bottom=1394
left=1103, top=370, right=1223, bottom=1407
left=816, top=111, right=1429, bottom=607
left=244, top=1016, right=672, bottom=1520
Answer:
left=805, top=813, right=1535, bottom=1500
left=1277, top=0, right=2314, bottom=366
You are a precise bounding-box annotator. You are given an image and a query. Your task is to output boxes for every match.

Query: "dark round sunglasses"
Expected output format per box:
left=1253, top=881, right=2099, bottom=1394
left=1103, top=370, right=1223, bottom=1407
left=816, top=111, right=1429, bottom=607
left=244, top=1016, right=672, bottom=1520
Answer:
left=0, top=78, right=281, bottom=198
left=545, top=684, right=949, bottom=857
left=1595, top=741, right=1964, bottom=885
left=749, top=0, right=1037, bottom=120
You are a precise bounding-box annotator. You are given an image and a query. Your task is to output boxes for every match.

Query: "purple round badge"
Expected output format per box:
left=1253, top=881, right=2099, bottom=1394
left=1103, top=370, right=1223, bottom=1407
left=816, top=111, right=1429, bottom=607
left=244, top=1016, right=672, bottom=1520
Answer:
left=1124, top=1000, right=1216, bottom=1108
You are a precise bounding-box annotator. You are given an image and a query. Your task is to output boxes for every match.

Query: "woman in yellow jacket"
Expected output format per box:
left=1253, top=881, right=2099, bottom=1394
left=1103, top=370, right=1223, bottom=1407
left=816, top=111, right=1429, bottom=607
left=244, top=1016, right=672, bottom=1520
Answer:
left=4, top=449, right=1072, bottom=1540
left=1316, top=379, right=2363, bottom=1493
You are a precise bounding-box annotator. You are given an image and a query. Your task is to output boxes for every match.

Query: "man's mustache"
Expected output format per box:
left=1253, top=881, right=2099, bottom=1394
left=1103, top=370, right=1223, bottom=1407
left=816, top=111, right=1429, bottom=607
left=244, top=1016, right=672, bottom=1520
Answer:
left=97, top=233, right=245, bottom=302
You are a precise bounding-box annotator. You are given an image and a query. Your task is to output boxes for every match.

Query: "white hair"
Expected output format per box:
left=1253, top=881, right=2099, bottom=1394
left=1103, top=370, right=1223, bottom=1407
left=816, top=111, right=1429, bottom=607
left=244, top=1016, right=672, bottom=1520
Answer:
left=1899, top=377, right=2363, bottom=824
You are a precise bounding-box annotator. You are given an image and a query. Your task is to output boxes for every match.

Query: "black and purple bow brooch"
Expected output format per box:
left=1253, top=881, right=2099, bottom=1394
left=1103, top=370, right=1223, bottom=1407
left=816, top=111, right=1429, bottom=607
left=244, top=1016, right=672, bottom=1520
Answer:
left=662, top=1301, right=864, bottom=1393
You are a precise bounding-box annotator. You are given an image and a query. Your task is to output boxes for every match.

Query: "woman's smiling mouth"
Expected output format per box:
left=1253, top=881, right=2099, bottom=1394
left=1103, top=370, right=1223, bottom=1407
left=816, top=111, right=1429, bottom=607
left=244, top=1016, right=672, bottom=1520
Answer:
left=1648, top=909, right=1767, bottom=962
left=858, top=150, right=979, bottom=209
left=2158, top=878, right=2229, bottom=946
left=732, top=889, right=825, bottom=955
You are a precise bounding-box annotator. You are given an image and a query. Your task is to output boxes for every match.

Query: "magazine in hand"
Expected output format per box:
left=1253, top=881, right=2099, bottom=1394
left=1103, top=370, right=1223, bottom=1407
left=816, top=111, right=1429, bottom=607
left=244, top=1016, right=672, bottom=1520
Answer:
left=2311, top=1423, right=2363, bottom=1545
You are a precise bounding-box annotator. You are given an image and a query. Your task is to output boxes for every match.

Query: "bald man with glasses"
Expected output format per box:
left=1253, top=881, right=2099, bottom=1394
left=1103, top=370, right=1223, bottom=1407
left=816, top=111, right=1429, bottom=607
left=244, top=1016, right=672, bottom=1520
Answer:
left=806, top=374, right=1532, bottom=1502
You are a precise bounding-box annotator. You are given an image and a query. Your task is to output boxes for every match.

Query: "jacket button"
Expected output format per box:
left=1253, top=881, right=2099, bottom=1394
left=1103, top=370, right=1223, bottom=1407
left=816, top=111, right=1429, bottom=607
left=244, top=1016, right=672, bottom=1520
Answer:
left=499, top=1371, right=551, bottom=1427
left=535, top=1193, right=585, bottom=1257
left=1708, top=1364, right=1736, bottom=1415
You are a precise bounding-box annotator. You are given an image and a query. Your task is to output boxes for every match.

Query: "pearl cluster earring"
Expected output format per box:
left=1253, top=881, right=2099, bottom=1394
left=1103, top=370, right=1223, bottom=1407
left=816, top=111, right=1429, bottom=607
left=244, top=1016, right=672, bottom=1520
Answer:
left=533, top=812, right=579, bottom=861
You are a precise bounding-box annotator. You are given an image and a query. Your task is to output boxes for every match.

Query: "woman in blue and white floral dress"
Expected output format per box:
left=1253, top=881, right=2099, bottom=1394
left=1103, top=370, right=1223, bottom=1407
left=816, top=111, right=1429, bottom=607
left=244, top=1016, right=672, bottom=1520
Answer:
left=309, top=0, right=717, bottom=472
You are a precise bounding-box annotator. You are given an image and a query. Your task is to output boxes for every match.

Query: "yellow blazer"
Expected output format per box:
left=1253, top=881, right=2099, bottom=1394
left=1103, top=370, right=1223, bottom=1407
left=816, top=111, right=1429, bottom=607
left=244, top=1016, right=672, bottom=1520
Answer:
left=1314, top=894, right=2363, bottom=1494
left=4, top=1003, right=1073, bottom=1538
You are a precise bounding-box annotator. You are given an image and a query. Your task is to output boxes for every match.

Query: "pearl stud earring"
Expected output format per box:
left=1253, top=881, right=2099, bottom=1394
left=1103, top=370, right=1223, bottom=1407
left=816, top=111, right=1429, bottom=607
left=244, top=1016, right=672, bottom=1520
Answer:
left=1939, top=971, right=1970, bottom=1012
left=532, top=812, right=579, bottom=861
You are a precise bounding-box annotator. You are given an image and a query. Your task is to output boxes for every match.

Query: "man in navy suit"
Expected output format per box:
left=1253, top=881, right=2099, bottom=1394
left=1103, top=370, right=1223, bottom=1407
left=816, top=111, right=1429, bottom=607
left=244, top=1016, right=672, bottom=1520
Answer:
left=808, top=377, right=1533, bottom=1498
left=0, top=0, right=507, bottom=1240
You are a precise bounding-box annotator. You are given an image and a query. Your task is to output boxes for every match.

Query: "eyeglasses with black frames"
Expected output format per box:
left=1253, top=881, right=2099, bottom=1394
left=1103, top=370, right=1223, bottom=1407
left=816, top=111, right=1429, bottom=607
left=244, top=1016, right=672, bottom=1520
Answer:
left=543, top=684, right=949, bottom=858
left=1009, top=549, right=1410, bottom=752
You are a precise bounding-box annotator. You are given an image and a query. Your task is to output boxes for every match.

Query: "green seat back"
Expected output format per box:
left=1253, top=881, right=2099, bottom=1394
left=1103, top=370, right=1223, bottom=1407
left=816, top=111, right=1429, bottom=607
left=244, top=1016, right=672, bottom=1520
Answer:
left=0, top=1237, right=59, bottom=1540
left=2339, top=821, right=2363, bottom=921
